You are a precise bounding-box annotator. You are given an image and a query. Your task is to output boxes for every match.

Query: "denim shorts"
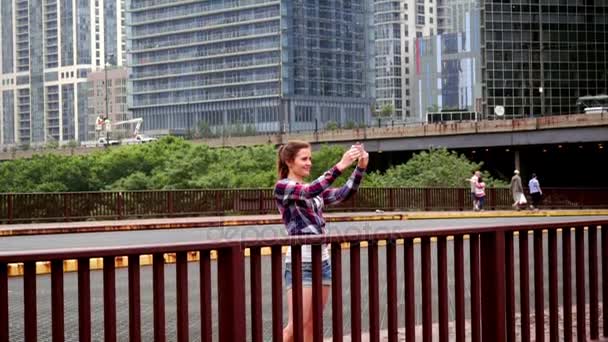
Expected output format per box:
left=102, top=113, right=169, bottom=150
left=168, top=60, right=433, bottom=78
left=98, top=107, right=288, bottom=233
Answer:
left=284, top=260, right=332, bottom=290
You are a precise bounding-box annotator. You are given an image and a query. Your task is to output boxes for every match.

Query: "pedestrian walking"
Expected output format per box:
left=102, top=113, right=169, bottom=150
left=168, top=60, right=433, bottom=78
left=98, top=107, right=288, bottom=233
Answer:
left=474, top=176, right=486, bottom=211
left=510, top=170, right=526, bottom=210
left=275, top=140, right=368, bottom=341
left=528, top=173, right=542, bottom=210
left=469, top=170, right=481, bottom=210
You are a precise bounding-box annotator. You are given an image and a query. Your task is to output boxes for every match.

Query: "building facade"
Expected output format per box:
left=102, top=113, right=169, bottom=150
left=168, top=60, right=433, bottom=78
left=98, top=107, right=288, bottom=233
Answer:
left=413, top=0, right=608, bottom=120
left=0, top=0, right=127, bottom=146
left=412, top=5, right=481, bottom=121
left=374, top=0, right=435, bottom=121
left=126, top=0, right=374, bottom=136
left=482, top=0, right=608, bottom=118
left=86, top=67, right=128, bottom=140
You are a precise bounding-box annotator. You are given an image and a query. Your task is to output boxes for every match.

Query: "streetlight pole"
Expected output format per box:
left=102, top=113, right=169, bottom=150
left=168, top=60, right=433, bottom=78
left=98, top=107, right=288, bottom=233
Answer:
left=104, top=53, right=114, bottom=143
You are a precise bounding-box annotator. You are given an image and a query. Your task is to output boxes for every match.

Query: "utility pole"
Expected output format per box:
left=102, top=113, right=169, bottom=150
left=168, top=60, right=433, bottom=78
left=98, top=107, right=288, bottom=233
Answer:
left=104, top=53, right=114, bottom=143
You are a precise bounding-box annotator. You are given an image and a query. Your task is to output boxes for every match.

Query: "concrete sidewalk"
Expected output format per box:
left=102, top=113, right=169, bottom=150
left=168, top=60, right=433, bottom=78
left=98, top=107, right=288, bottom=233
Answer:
left=326, top=304, right=604, bottom=342
left=2, top=209, right=608, bottom=237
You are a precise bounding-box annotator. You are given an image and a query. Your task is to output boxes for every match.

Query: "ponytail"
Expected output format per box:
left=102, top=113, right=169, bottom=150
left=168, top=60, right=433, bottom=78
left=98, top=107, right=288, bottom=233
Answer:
left=276, top=141, right=311, bottom=179
left=277, top=145, right=289, bottom=179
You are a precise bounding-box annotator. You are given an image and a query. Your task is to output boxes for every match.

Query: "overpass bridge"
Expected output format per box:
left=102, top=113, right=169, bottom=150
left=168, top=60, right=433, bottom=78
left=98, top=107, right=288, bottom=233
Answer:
left=0, top=112, right=606, bottom=161
left=205, top=112, right=608, bottom=153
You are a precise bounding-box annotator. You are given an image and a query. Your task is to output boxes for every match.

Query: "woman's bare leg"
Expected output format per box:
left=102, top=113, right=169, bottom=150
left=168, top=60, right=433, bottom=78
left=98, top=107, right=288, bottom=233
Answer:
left=283, top=289, right=294, bottom=342
left=285, top=284, right=331, bottom=342
left=302, top=286, right=331, bottom=342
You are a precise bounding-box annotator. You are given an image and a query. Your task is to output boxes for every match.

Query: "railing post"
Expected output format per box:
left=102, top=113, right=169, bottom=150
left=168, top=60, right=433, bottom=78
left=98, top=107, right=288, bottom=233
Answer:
left=128, top=255, right=141, bottom=342
left=480, top=231, right=506, bottom=342
left=167, top=191, right=174, bottom=216
left=63, top=193, right=70, bottom=221
left=116, top=192, right=123, bottom=219
left=0, top=263, right=8, bottom=342
left=24, top=261, right=37, bottom=342
left=258, top=190, right=264, bottom=213
left=103, top=256, right=117, bottom=342
left=153, top=254, right=166, bottom=342
left=51, top=260, right=65, bottom=342
left=7, top=194, right=13, bottom=224
left=458, top=188, right=465, bottom=211
left=217, top=246, right=246, bottom=342
left=215, top=191, right=222, bottom=214
left=424, top=188, right=431, bottom=211
left=78, top=258, right=91, bottom=342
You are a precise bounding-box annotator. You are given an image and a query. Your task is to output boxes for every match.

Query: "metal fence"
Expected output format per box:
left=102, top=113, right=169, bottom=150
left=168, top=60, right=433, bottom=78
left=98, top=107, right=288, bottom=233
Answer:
left=0, top=219, right=606, bottom=341
left=1, top=187, right=607, bottom=223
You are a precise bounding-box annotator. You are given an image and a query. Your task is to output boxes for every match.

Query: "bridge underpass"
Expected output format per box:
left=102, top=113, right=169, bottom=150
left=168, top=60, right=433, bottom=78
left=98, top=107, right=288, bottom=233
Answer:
left=369, top=140, right=608, bottom=187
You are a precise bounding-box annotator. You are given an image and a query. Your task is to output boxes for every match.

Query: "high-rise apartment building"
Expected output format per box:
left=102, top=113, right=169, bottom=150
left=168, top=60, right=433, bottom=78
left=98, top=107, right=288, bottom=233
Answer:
left=413, top=0, right=608, bottom=120
left=0, top=0, right=127, bottom=146
left=374, top=0, right=435, bottom=121
left=436, top=0, right=450, bottom=34
left=127, top=0, right=374, bottom=135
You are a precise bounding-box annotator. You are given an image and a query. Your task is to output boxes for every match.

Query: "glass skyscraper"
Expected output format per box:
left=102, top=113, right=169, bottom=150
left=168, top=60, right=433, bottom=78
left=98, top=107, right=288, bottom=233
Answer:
left=412, top=3, right=481, bottom=120
left=0, top=0, right=127, bottom=146
left=413, top=0, right=608, bottom=120
left=483, top=0, right=608, bottom=118
left=373, top=0, right=435, bottom=121
left=126, top=0, right=374, bottom=135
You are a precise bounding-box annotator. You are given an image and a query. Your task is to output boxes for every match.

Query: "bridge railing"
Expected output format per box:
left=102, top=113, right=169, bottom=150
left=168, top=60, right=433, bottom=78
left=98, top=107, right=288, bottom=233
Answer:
left=1, top=187, right=607, bottom=223
left=197, top=112, right=608, bottom=147
left=0, top=219, right=606, bottom=341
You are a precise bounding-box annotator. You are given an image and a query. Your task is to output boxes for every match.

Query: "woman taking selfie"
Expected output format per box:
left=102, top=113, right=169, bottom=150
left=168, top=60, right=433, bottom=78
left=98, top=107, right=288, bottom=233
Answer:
left=274, top=141, right=368, bottom=341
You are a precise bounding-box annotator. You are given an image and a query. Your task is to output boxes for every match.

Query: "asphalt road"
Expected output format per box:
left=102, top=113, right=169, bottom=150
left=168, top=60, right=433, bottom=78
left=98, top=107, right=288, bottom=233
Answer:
left=4, top=216, right=606, bottom=341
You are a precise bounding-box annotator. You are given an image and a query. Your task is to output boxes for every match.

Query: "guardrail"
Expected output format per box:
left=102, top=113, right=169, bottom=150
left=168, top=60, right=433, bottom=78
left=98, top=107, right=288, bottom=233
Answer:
left=1, top=187, right=607, bottom=223
left=199, top=112, right=608, bottom=147
left=0, top=219, right=606, bottom=341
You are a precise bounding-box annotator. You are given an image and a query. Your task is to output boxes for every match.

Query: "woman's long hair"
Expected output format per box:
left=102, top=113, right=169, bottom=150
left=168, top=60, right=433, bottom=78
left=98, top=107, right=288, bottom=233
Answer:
left=277, top=140, right=310, bottom=179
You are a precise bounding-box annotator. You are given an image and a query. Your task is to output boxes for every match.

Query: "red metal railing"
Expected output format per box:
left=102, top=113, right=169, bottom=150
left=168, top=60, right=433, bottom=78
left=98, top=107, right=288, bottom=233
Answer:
left=0, top=219, right=606, bottom=341
left=1, top=187, right=607, bottom=223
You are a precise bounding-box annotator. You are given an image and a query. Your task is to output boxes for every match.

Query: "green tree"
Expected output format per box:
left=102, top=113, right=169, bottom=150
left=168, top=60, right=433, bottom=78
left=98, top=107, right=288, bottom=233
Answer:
left=0, top=137, right=509, bottom=192
left=344, top=121, right=356, bottom=129
left=67, top=140, right=79, bottom=148
left=109, top=171, right=154, bottom=190
left=366, top=148, right=507, bottom=188
left=45, top=140, right=59, bottom=149
left=197, top=121, right=216, bottom=139
left=379, top=104, right=395, bottom=117
left=325, top=121, right=339, bottom=131
left=427, top=104, right=440, bottom=112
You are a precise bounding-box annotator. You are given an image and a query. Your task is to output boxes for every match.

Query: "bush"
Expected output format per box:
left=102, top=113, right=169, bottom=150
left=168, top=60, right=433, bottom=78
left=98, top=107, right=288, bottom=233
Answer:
left=325, top=121, right=339, bottom=131
left=45, top=141, right=59, bottom=149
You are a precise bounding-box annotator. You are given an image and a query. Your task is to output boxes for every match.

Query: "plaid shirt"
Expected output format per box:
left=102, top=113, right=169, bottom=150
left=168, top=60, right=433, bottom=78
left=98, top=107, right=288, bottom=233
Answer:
left=274, top=165, right=366, bottom=236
